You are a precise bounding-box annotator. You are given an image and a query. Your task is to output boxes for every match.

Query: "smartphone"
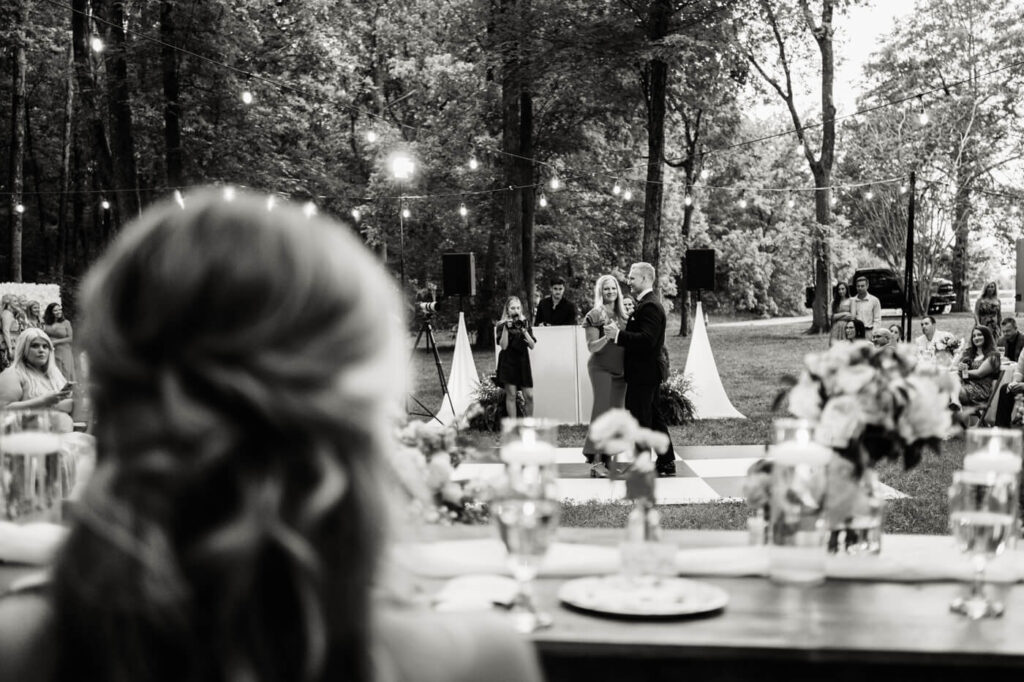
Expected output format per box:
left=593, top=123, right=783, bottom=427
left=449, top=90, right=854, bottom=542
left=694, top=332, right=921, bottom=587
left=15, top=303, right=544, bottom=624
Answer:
left=61, top=381, right=76, bottom=393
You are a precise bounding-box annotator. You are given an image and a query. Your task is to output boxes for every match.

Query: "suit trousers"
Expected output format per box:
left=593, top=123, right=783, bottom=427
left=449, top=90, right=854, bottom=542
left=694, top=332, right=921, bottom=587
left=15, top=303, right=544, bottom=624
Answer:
left=624, top=381, right=676, bottom=466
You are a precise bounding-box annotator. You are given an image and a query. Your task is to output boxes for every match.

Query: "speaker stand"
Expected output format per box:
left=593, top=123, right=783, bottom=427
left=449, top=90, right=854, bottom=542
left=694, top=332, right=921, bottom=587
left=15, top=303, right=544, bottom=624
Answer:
left=407, top=317, right=457, bottom=426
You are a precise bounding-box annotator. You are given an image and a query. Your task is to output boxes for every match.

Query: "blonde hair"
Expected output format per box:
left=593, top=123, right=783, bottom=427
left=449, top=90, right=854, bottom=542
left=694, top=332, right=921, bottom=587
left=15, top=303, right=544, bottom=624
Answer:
left=592, top=275, right=627, bottom=320
left=12, top=327, right=65, bottom=399
left=499, top=296, right=523, bottom=324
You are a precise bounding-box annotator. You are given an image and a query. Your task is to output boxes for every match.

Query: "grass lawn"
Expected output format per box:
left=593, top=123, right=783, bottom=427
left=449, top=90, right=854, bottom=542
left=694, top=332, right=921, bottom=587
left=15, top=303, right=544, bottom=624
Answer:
left=409, top=311, right=989, bottom=535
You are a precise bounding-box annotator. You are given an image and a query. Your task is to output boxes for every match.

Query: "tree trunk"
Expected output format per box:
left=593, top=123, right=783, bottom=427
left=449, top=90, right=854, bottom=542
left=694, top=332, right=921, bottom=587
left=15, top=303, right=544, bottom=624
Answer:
left=8, top=0, right=27, bottom=282
left=676, top=199, right=695, bottom=336
left=950, top=186, right=972, bottom=312
left=71, top=0, right=115, bottom=209
left=519, top=90, right=535, bottom=313
left=56, top=44, right=75, bottom=281
left=160, top=0, right=183, bottom=187
left=102, top=0, right=142, bottom=222
left=640, top=0, right=672, bottom=278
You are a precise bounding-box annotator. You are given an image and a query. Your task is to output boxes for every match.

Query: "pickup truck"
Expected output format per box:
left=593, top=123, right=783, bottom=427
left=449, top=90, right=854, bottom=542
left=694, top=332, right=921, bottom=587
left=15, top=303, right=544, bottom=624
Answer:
left=806, top=268, right=956, bottom=315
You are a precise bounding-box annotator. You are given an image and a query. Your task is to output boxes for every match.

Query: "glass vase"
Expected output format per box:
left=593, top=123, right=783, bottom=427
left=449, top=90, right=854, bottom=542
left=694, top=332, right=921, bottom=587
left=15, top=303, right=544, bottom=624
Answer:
left=827, top=465, right=885, bottom=555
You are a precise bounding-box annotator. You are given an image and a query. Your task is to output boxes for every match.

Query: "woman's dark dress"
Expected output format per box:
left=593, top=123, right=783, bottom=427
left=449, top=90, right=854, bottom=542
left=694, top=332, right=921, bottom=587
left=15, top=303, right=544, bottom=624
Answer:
left=496, top=321, right=533, bottom=388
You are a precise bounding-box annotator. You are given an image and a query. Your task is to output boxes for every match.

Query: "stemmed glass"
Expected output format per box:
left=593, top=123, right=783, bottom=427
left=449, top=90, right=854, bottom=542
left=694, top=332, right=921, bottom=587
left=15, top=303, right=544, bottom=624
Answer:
left=948, top=469, right=1018, bottom=619
left=493, top=418, right=560, bottom=633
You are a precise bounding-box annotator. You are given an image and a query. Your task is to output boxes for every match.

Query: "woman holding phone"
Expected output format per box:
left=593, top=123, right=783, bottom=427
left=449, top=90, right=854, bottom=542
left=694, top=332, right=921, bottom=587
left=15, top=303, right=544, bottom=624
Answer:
left=0, top=328, right=74, bottom=431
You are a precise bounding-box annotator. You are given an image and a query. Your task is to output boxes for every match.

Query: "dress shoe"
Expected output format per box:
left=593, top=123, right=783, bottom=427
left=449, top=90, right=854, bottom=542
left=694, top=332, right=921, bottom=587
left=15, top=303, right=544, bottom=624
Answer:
left=656, top=463, right=676, bottom=477
left=590, top=463, right=610, bottom=478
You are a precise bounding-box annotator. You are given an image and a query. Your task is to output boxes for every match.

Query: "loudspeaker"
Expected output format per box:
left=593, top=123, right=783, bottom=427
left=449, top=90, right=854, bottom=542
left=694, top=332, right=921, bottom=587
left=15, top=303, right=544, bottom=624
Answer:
left=686, top=249, right=715, bottom=291
left=442, top=252, right=476, bottom=297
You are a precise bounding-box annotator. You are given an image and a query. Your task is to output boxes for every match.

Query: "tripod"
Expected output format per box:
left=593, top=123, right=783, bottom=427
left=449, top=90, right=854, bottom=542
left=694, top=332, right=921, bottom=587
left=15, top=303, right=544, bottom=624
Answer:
left=408, top=316, right=457, bottom=425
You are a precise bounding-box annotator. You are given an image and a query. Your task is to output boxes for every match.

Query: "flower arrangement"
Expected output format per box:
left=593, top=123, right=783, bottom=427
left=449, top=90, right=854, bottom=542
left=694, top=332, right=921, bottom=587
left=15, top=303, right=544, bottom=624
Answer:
left=388, top=417, right=492, bottom=525
left=780, top=340, right=955, bottom=474
left=934, top=334, right=961, bottom=355
left=468, top=376, right=526, bottom=431
left=656, top=371, right=695, bottom=426
left=588, top=408, right=670, bottom=504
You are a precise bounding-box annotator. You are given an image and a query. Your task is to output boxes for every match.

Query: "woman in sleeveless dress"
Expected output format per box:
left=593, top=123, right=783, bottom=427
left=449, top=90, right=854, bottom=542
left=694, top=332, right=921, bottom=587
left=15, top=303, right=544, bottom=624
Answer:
left=496, top=296, right=536, bottom=418
left=42, top=303, right=75, bottom=382
left=581, top=275, right=628, bottom=476
left=829, top=282, right=854, bottom=346
left=974, top=281, right=1002, bottom=338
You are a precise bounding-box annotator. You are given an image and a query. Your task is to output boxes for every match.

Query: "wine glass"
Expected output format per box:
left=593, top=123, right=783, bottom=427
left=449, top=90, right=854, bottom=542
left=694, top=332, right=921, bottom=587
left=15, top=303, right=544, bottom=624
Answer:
left=948, top=469, right=1018, bottom=619
left=494, top=417, right=560, bottom=633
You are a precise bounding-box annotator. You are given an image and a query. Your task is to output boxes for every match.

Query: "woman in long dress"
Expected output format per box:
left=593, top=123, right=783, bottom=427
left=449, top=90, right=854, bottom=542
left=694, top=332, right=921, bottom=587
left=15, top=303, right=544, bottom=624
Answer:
left=42, top=303, right=75, bottom=382
left=581, top=275, right=628, bottom=476
left=974, top=281, right=1002, bottom=338
left=829, top=282, right=854, bottom=345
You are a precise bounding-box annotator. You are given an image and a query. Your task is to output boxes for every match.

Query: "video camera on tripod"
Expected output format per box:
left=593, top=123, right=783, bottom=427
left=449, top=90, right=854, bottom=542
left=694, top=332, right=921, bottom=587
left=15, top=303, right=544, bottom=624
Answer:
left=415, top=300, right=441, bottom=316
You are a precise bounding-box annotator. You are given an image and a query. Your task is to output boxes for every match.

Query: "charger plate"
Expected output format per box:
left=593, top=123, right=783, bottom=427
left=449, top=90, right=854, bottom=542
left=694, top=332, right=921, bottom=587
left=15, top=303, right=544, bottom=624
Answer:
left=558, top=575, right=728, bottom=618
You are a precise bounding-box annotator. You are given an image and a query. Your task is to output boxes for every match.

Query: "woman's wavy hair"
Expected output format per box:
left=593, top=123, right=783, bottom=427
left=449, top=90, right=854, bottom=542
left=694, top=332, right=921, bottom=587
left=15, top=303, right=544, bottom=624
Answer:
left=592, top=275, right=627, bottom=321
left=832, top=282, right=849, bottom=314
left=50, top=191, right=406, bottom=682
left=498, top=296, right=523, bottom=324
left=43, top=302, right=61, bottom=326
left=964, top=324, right=997, bottom=362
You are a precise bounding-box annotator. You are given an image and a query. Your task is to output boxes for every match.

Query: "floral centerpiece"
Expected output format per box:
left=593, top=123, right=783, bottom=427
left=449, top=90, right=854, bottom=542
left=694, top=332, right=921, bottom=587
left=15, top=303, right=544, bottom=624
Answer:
left=765, top=341, right=955, bottom=541
left=388, top=414, right=492, bottom=525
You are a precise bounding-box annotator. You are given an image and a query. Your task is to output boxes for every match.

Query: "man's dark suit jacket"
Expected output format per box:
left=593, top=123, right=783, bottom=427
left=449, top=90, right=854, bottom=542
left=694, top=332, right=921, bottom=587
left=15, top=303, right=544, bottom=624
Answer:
left=615, top=291, right=667, bottom=385
left=997, top=330, right=1024, bottom=363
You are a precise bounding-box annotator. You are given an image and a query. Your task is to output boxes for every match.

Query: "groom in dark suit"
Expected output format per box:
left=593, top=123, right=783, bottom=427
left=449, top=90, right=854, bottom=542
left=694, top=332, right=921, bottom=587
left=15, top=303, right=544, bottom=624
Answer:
left=604, top=262, right=677, bottom=476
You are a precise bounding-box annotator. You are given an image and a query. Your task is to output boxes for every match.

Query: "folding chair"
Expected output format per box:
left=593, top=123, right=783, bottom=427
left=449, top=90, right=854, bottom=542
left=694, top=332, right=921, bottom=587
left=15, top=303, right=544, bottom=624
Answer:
left=963, top=376, right=1001, bottom=427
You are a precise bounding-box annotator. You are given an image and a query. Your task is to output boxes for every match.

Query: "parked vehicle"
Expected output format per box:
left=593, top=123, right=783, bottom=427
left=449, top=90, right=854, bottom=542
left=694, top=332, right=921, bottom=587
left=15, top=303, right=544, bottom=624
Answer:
left=805, top=268, right=955, bottom=315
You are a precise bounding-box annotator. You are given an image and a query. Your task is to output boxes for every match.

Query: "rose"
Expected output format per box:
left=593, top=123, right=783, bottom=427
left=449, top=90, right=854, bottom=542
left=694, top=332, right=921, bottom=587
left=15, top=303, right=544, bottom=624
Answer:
left=898, top=373, right=954, bottom=442
left=588, top=409, right=641, bottom=454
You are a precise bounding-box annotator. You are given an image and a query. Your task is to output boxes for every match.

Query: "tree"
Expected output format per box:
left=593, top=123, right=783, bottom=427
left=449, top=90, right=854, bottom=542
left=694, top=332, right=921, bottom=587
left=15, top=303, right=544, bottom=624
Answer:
left=741, top=0, right=850, bottom=334
left=7, top=0, right=28, bottom=281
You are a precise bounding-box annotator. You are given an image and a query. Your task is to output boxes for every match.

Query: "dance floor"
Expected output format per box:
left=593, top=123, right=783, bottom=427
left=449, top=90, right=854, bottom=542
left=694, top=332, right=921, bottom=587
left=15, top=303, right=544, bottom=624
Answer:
left=453, top=445, right=908, bottom=504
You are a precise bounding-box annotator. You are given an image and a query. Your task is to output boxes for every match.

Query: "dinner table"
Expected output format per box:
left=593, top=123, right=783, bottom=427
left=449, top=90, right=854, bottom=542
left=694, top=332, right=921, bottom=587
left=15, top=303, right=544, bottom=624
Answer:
left=6, top=525, right=1024, bottom=682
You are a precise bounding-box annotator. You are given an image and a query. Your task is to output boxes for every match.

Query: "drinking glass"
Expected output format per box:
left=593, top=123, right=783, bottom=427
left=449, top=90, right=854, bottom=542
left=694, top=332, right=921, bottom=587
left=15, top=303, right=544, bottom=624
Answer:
left=948, top=469, right=1017, bottom=619
left=494, top=417, right=560, bottom=632
left=0, top=409, right=66, bottom=522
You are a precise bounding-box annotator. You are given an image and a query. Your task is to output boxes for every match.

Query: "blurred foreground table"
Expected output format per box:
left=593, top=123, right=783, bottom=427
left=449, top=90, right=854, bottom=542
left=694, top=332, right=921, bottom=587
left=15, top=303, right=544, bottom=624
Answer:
left=5, top=527, right=1024, bottom=681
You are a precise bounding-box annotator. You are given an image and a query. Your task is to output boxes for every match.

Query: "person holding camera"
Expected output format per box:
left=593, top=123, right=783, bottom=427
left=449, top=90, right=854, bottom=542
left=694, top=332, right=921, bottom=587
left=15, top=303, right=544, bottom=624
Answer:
left=496, top=296, right=536, bottom=418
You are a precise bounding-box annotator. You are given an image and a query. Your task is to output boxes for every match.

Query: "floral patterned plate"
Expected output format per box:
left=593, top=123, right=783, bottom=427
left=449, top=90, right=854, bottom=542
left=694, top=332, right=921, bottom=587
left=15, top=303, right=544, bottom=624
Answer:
left=558, top=575, right=728, bottom=618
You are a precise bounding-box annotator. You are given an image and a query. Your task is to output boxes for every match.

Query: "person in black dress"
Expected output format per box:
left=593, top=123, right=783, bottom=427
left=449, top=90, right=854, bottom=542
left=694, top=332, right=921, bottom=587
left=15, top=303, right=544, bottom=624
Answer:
left=496, top=296, right=536, bottom=418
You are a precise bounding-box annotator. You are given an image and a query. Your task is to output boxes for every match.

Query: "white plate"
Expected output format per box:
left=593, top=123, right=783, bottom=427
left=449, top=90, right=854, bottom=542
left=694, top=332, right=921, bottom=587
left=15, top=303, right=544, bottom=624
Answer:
left=558, top=575, right=728, bottom=618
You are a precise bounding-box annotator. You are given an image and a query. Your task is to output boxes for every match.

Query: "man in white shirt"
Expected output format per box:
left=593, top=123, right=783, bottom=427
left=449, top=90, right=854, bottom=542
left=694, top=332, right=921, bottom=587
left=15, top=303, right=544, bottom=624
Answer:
left=850, top=276, right=882, bottom=331
left=915, top=316, right=958, bottom=364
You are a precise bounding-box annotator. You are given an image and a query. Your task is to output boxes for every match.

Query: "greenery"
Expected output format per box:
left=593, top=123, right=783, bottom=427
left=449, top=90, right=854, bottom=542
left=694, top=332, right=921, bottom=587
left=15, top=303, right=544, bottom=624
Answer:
left=656, top=370, right=695, bottom=426
left=467, top=375, right=526, bottom=432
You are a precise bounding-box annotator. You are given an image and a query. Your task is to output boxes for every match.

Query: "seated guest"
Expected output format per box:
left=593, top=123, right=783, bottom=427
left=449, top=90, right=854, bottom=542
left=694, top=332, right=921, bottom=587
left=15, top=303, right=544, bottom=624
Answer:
left=534, top=276, right=578, bottom=326
left=0, top=192, right=542, bottom=682
left=870, top=328, right=891, bottom=348
left=957, top=325, right=1001, bottom=408
left=997, top=317, right=1023, bottom=363
left=887, top=323, right=903, bottom=347
left=0, top=328, right=73, bottom=431
left=839, top=318, right=866, bottom=342
left=915, top=316, right=958, bottom=365
left=994, top=347, right=1024, bottom=427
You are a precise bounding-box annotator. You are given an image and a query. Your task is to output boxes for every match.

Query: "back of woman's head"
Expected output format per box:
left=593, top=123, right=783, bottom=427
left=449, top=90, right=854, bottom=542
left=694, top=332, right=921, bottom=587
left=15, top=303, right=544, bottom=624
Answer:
left=52, top=191, right=406, bottom=682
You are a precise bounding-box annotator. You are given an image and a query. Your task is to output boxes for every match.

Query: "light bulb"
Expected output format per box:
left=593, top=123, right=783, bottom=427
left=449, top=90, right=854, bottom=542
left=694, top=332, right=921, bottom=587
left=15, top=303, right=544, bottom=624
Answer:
left=865, top=190, right=874, bottom=200
left=899, top=184, right=909, bottom=195
left=401, top=207, right=411, bottom=219
left=549, top=177, right=560, bottom=190
left=623, top=190, right=633, bottom=201
left=223, top=186, right=235, bottom=201
left=539, top=195, right=548, bottom=208
left=303, top=201, right=317, bottom=217
left=174, top=190, right=185, bottom=208
left=830, top=196, right=838, bottom=206
left=684, top=195, right=692, bottom=206
left=241, top=90, right=253, bottom=105
left=366, top=130, right=378, bottom=143
left=90, top=37, right=104, bottom=53
left=787, top=198, right=795, bottom=208
left=351, top=208, right=361, bottom=221
left=919, top=110, right=929, bottom=125
left=15, top=204, right=25, bottom=214
left=101, top=199, right=110, bottom=210
left=390, top=154, right=415, bottom=180
left=738, top=198, right=747, bottom=209
left=266, top=196, right=276, bottom=211
left=700, top=168, right=710, bottom=180
left=796, top=143, right=804, bottom=155
left=612, top=183, right=621, bottom=195
left=459, top=204, right=468, bottom=217
left=468, top=157, right=479, bottom=170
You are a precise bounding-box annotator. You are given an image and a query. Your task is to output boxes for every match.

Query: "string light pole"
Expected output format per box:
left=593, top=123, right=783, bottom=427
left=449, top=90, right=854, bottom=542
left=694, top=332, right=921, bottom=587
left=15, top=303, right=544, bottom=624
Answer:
left=389, top=152, right=415, bottom=291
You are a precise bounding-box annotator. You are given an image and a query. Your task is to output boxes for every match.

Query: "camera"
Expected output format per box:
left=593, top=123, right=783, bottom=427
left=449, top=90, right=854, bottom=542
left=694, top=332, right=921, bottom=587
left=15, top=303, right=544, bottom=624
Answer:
left=416, top=301, right=439, bottom=315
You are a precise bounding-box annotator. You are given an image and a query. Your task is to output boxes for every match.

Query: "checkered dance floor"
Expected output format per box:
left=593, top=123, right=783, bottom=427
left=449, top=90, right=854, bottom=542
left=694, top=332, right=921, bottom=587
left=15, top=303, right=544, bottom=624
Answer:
left=453, top=445, right=907, bottom=505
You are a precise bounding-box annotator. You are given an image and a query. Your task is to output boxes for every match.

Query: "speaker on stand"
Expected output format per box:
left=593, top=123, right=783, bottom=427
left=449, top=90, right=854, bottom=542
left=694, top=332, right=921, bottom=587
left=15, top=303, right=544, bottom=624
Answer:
left=685, top=249, right=716, bottom=303
left=442, top=252, right=476, bottom=312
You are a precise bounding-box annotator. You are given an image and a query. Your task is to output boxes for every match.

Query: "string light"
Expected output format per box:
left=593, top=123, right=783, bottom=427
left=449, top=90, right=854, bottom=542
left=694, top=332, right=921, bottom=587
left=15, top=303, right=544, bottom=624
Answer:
left=350, top=208, right=361, bottom=221
left=389, top=153, right=415, bottom=181
left=539, top=195, right=548, bottom=208
left=796, top=143, right=804, bottom=155
left=303, top=201, right=317, bottom=217
left=549, top=177, right=560, bottom=191
left=401, top=207, right=410, bottom=218
left=223, top=186, right=236, bottom=201
left=365, top=130, right=378, bottom=143
left=15, top=203, right=25, bottom=214
left=787, top=196, right=795, bottom=208
left=622, top=189, right=633, bottom=201
left=830, top=195, right=838, bottom=206
left=683, top=195, right=693, bottom=206
left=612, top=182, right=621, bottom=195
left=90, top=36, right=104, bottom=53
left=458, top=203, right=468, bottom=217
left=700, top=168, right=710, bottom=180
left=899, top=184, right=909, bottom=194
left=738, top=197, right=747, bottom=209
left=468, top=157, right=479, bottom=171
left=865, top=190, right=874, bottom=200
left=100, top=199, right=110, bottom=210
left=174, top=190, right=185, bottom=209
left=241, top=90, right=253, bottom=105
left=266, top=195, right=276, bottom=211
left=917, top=96, right=929, bottom=125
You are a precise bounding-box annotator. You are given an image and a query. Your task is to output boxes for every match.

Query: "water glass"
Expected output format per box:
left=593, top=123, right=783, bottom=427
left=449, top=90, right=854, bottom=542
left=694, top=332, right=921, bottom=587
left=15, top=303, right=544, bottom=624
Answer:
left=948, top=469, right=1017, bottom=619
left=767, top=419, right=831, bottom=585
left=500, top=417, right=559, bottom=499
left=0, top=409, right=67, bottom=522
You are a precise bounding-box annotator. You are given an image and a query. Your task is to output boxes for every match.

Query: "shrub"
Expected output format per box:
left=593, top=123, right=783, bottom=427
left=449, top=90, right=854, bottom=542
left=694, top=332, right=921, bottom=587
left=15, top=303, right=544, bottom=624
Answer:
left=657, top=371, right=695, bottom=425
left=468, top=376, right=527, bottom=431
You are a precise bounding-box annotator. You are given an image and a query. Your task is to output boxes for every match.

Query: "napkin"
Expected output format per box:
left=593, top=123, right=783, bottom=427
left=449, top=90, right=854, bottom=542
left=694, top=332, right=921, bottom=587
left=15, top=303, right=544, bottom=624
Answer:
left=0, top=521, right=67, bottom=565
